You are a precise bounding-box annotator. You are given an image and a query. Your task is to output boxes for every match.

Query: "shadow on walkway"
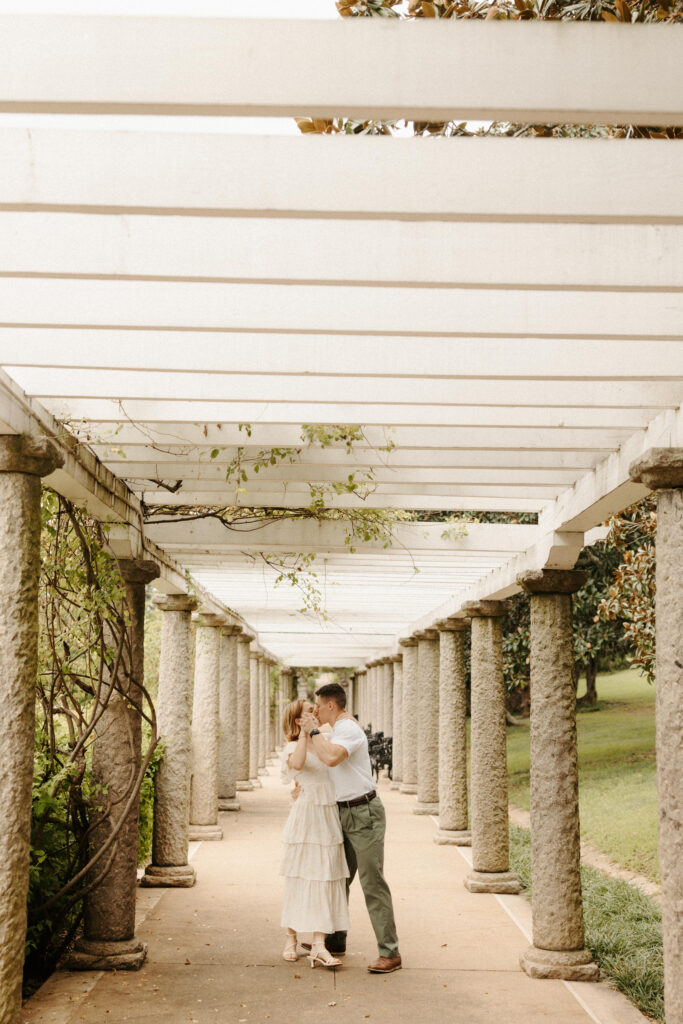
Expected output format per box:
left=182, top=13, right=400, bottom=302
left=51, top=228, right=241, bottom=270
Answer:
left=24, top=768, right=648, bottom=1024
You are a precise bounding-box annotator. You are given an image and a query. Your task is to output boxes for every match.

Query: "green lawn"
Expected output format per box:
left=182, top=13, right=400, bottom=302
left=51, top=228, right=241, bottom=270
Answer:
left=506, top=668, right=659, bottom=881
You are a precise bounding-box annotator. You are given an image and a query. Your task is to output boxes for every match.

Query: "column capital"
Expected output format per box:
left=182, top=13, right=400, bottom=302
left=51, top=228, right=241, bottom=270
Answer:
left=517, top=568, right=588, bottom=595
left=390, top=654, right=402, bottom=663
left=398, top=636, right=418, bottom=648
left=378, top=656, right=392, bottom=665
left=192, top=611, right=224, bottom=628
left=280, top=666, right=294, bottom=676
left=436, top=617, right=471, bottom=632
left=462, top=599, right=509, bottom=618
left=118, top=558, right=160, bottom=585
left=630, top=447, right=683, bottom=489
left=0, top=433, right=64, bottom=476
left=237, top=630, right=255, bottom=644
left=152, top=593, right=198, bottom=613
left=414, top=628, right=439, bottom=641
left=220, top=623, right=243, bottom=637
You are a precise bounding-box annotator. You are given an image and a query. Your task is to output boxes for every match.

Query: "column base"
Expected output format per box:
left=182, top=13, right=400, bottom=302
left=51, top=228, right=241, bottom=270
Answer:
left=236, top=780, right=253, bottom=791
left=399, top=783, right=417, bottom=794
left=67, top=936, right=147, bottom=971
left=188, top=823, right=223, bottom=841
left=257, top=767, right=268, bottom=776
left=140, top=863, right=196, bottom=888
left=250, top=778, right=262, bottom=788
left=218, top=798, right=241, bottom=811
left=520, top=945, right=599, bottom=982
left=465, top=869, right=522, bottom=894
left=390, top=781, right=400, bottom=790
left=434, top=828, right=471, bottom=846
left=413, top=801, right=439, bottom=815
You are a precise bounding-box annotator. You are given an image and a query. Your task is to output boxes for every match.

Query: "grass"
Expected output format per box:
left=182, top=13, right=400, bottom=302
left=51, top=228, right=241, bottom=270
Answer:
left=509, top=825, right=664, bottom=1022
left=506, top=668, right=659, bottom=881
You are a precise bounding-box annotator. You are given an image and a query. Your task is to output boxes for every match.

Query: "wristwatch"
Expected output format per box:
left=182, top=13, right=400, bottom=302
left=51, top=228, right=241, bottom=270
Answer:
left=309, top=728, right=321, bottom=737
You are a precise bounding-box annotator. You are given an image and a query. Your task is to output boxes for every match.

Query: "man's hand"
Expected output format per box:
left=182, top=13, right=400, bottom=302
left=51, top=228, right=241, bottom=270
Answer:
left=300, top=711, right=318, bottom=735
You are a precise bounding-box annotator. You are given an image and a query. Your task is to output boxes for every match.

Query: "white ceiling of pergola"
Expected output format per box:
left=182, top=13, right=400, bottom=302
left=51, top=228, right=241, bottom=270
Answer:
left=1, top=13, right=682, bottom=666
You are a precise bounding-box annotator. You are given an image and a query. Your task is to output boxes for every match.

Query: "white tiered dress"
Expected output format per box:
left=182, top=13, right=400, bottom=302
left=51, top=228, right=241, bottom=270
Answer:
left=280, top=741, right=350, bottom=934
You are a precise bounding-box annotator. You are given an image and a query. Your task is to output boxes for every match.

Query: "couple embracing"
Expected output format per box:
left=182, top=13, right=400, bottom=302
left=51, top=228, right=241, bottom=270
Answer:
left=279, top=683, right=402, bottom=974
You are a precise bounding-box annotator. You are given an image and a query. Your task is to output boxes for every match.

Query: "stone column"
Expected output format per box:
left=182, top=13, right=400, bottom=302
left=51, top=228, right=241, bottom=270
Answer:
left=630, top=448, right=683, bottom=1019
left=235, top=632, right=254, bottom=791
left=372, top=662, right=382, bottom=733
left=347, top=673, right=355, bottom=718
left=73, top=557, right=160, bottom=970
left=382, top=658, right=394, bottom=738
left=218, top=625, right=241, bottom=812
left=435, top=618, right=471, bottom=846
left=249, top=648, right=261, bottom=786
left=142, top=593, right=198, bottom=888
left=189, top=613, right=223, bottom=841
left=358, top=669, right=367, bottom=726
left=295, top=670, right=308, bottom=700
left=390, top=655, right=403, bottom=790
left=0, top=435, right=62, bottom=1021
left=268, top=660, right=278, bottom=757
left=399, top=637, right=418, bottom=794
left=278, top=667, right=294, bottom=743
left=257, top=653, right=268, bottom=775
left=366, top=662, right=376, bottom=732
left=414, top=628, right=440, bottom=814
left=516, top=569, right=598, bottom=980
left=463, top=600, right=520, bottom=894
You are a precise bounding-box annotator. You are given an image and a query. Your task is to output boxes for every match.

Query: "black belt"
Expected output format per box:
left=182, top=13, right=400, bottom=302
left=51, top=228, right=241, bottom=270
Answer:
left=337, top=791, right=377, bottom=809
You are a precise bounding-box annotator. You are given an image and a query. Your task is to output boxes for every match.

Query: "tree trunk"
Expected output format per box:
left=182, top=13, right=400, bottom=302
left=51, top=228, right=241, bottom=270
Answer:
left=577, top=659, right=598, bottom=706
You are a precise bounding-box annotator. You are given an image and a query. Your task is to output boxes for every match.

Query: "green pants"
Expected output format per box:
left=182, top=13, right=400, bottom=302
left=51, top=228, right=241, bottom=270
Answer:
left=329, top=796, right=399, bottom=958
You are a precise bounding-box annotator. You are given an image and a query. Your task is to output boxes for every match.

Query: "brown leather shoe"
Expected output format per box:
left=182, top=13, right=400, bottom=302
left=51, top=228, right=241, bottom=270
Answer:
left=367, top=954, right=402, bottom=973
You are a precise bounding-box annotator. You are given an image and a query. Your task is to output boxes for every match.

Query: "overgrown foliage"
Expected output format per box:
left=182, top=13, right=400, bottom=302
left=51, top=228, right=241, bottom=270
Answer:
left=27, top=492, right=157, bottom=989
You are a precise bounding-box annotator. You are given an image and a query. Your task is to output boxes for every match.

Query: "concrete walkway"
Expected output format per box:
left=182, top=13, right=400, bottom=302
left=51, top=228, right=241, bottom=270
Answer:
left=24, top=768, right=649, bottom=1024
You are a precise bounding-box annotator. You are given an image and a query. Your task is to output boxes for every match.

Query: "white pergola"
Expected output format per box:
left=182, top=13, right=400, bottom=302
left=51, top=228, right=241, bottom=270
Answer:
left=0, top=14, right=682, bottom=667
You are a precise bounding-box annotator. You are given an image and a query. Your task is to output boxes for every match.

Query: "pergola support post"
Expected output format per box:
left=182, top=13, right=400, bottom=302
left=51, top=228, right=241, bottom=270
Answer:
left=0, top=436, right=63, bottom=1021
left=413, top=628, right=440, bottom=815
left=630, top=449, right=683, bottom=1020
left=249, top=649, right=261, bottom=788
left=142, top=593, right=198, bottom=888
left=398, top=638, right=418, bottom=794
left=71, top=557, right=160, bottom=969
left=390, top=655, right=403, bottom=790
left=188, top=613, right=223, bottom=841
left=517, top=570, right=598, bottom=981
left=218, top=625, right=241, bottom=812
left=463, top=600, right=521, bottom=894
left=434, top=618, right=471, bottom=846
left=235, top=632, right=254, bottom=791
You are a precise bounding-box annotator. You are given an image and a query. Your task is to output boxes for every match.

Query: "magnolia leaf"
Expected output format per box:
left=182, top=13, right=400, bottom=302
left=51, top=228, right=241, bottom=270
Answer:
left=600, top=9, right=619, bottom=18
left=422, top=1, right=437, bottom=13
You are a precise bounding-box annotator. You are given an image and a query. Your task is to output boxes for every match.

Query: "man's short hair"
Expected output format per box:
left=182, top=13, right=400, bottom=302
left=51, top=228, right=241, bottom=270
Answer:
left=315, top=682, right=347, bottom=709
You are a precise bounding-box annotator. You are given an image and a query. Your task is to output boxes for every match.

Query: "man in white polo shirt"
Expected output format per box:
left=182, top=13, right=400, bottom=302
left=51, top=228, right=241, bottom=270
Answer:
left=300, top=682, right=401, bottom=974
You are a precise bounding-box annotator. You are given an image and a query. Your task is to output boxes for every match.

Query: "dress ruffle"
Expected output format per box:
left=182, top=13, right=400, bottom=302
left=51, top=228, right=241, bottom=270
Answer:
left=280, top=840, right=349, bottom=882
left=280, top=876, right=350, bottom=933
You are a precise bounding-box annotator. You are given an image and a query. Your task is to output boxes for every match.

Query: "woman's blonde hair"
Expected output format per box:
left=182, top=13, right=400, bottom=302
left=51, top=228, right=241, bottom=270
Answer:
left=282, top=699, right=306, bottom=742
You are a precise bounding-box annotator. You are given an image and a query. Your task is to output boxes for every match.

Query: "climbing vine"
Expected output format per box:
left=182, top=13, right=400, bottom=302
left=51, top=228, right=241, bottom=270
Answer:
left=27, top=491, right=158, bottom=989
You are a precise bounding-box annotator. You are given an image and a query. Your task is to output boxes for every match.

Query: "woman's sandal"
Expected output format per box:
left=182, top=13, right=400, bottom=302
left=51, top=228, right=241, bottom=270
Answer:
left=307, top=947, right=342, bottom=969
left=282, top=935, right=298, bottom=962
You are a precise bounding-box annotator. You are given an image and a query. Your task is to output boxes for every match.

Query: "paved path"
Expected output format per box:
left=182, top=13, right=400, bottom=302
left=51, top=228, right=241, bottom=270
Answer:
left=24, top=768, right=648, bottom=1024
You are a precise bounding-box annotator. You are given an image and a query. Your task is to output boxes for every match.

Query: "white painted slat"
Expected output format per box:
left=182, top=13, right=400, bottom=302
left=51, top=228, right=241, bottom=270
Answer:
left=1, top=17, right=681, bottom=124
left=2, top=277, right=681, bottom=337
left=138, top=492, right=548, bottom=513
left=2, top=129, right=683, bottom=221
left=2, top=213, right=682, bottom=290
left=4, top=334, right=680, bottom=380
left=9, top=366, right=683, bottom=410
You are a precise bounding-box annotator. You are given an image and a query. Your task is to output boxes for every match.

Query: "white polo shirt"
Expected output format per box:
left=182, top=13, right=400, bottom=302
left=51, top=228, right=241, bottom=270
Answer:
left=327, top=718, right=375, bottom=802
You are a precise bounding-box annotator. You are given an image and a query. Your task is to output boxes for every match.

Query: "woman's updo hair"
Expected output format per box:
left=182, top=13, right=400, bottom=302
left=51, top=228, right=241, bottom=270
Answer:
left=282, top=699, right=306, bottom=742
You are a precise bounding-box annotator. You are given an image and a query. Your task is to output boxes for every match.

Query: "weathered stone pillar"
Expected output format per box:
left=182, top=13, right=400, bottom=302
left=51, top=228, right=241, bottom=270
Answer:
left=398, top=637, right=418, bottom=794
left=390, top=655, right=403, bottom=790
left=279, top=667, right=294, bottom=740
left=463, top=600, right=520, bottom=894
left=382, top=658, right=394, bottom=738
left=358, top=669, right=367, bottom=726
left=516, top=569, right=597, bottom=980
left=142, top=593, right=198, bottom=889
left=630, top=448, right=683, bottom=1019
left=267, top=660, right=277, bottom=757
left=366, top=662, right=377, bottom=732
left=414, top=628, right=440, bottom=815
left=218, top=625, right=241, bottom=812
left=257, top=653, right=268, bottom=775
left=347, top=673, right=355, bottom=718
left=73, top=556, right=160, bottom=970
left=249, top=648, right=261, bottom=786
left=295, top=670, right=308, bottom=700
left=189, top=613, right=223, bottom=841
left=435, top=618, right=472, bottom=846
left=235, top=632, right=254, bottom=791
left=0, top=435, right=62, bottom=1020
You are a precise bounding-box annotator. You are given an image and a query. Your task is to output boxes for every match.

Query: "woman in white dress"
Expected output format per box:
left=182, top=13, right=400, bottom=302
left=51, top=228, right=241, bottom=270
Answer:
left=280, top=699, right=349, bottom=969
